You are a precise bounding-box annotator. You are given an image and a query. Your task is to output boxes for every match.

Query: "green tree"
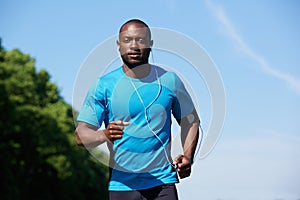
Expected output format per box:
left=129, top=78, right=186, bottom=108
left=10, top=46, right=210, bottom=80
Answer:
left=0, top=41, right=109, bottom=200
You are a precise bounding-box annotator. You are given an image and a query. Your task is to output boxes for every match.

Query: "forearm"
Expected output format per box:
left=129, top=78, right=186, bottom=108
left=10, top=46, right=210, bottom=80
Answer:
left=180, top=109, right=200, bottom=164
left=174, top=112, right=199, bottom=179
left=181, top=122, right=199, bottom=164
left=75, top=122, right=107, bottom=149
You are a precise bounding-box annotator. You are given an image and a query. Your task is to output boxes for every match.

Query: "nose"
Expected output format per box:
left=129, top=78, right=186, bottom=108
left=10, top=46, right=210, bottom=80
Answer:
left=129, top=39, right=139, bottom=50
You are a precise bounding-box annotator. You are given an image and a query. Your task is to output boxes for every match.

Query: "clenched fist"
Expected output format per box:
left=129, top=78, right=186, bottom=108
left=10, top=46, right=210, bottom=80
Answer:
left=104, top=120, right=129, bottom=142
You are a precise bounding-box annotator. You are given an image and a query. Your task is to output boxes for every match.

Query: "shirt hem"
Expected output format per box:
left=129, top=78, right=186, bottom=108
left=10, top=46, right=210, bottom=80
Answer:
left=108, top=179, right=179, bottom=191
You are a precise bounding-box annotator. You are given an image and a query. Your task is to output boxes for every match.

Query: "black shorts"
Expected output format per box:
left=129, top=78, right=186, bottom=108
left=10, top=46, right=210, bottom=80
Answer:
left=109, top=184, right=179, bottom=200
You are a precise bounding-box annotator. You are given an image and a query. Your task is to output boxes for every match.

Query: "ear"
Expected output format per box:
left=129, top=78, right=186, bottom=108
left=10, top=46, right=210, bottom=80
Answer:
left=150, top=40, right=153, bottom=48
left=116, top=40, right=120, bottom=49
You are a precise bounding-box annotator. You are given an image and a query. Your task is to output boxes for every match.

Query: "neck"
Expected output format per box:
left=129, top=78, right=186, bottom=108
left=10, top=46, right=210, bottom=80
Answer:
left=122, top=63, right=151, bottom=79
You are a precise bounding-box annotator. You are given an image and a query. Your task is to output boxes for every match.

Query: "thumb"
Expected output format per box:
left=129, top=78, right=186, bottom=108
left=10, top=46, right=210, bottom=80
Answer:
left=173, top=154, right=184, bottom=165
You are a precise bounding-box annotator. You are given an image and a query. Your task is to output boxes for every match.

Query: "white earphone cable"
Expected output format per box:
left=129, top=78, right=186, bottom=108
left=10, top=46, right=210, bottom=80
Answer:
left=129, top=66, right=176, bottom=168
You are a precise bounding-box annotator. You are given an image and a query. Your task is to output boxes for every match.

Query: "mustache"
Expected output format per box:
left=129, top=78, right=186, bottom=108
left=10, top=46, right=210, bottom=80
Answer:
left=130, top=47, right=151, bottom=52
left=127, top=51, right=141, bottom=55
left=120, top=48, right=151, bottom=56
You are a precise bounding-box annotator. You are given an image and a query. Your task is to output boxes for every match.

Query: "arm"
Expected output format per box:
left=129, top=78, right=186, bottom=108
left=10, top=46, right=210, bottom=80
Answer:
left=174, top=109, right=200, bottom=179
left=75, top=122, right=107, bottom=149
left=75, top=121, right=129, bottom=149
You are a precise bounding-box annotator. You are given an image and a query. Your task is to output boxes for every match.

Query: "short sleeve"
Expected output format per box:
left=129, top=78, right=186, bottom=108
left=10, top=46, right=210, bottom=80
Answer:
left=172, top=74, right=195, bottom=121
left=77, top=79, right=106, bottom=127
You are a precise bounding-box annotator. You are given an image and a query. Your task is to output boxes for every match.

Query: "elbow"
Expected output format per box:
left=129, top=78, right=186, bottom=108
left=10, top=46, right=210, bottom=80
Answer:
left=75, top=127, right=84, bottom=146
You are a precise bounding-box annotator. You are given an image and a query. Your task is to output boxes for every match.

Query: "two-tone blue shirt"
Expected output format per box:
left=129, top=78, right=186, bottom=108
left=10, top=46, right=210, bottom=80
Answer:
left=77, top=65, right=195, bottom=191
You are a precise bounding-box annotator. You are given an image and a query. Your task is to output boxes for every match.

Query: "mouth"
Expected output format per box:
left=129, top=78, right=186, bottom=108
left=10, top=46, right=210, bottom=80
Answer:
left=127, top=52, right=141, bottom=59
left=128, top=52, right=141, bottom=55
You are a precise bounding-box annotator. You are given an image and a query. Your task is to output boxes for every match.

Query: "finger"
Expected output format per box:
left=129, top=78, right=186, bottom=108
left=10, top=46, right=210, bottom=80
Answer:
left=175, top=154, right=183, bottom=161
left=178, top=160, right=191, bottom=169
left=109, top=124, right=125, bottom=131
left=178, top=170, right=191, bottom=179
left=110, top=121, right=130, bottom=129
left=109, top=120, right=129, bottom=126
left=103, top=130, right=121, bottom=143
left=114, top=120, right=130, bottom=126
left=177, top=166, right=191, bottom=177
left=173, top=154, right=184, bottom=165
left=177, top=164, right=191, bottom=172
left=107, top=131, right=123, bottom=142
left=108, top=120, right=121, bottom=127
left=109, top=120, right=119, bottom=125
left=109, top=129, right=124, bottom=135
left=121, top=121, right=130, bottom=126
left=110, top=134, right=123, bottom=140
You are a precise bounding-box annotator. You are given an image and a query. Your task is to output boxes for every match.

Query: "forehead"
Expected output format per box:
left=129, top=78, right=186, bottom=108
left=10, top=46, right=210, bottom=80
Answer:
left=119, top=23, right=150, bottom=38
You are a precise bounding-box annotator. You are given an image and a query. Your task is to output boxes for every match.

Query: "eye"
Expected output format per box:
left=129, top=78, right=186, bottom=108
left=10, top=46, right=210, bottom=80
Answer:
left=136, top=38, right=145, bottom=44
left=123, top=37, right=131, bottom=43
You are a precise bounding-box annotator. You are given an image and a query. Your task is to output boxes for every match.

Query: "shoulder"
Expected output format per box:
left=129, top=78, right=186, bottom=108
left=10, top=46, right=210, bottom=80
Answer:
left=155, top=65, right=183, bottom=88
left=154, top=65, right=177, bottom=80
left=88, top=67, right=123, bottom=96
left=99, top=67, right=123, bottom=82
left=94, top=67, right=122, bottom=88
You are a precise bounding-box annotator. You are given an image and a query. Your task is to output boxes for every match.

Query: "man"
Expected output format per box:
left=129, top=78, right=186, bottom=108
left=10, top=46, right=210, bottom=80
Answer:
left=75, top=19, right=200, bottom=200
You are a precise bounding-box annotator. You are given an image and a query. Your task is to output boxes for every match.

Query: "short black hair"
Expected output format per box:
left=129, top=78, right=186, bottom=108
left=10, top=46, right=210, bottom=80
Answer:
left=119, top=19, right=151, bottom=39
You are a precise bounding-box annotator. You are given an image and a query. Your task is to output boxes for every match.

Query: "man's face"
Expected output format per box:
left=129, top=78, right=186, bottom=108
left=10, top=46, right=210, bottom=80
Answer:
left=117, top=23, right=153, bottom=68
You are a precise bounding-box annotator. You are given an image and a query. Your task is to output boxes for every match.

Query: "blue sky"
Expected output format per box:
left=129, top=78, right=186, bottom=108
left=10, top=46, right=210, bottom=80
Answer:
left=1, top=0, right=300, bottom=199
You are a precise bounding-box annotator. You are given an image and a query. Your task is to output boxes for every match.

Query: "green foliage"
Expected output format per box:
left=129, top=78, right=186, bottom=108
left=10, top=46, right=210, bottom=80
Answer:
left=0, top=42, right=109, bottom=200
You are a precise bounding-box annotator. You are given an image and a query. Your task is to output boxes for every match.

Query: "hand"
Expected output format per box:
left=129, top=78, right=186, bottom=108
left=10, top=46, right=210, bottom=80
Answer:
left=173, top=154, right=192, bottom=179
left=104, top=120, right=129, bottom=142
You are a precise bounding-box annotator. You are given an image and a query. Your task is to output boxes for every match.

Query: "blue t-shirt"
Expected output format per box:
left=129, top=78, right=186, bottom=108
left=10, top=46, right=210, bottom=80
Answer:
left=77, top=65, right=195, bottom=191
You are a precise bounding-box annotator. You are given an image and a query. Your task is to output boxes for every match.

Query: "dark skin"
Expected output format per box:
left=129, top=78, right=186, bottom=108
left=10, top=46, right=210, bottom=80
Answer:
left=117, top=22, right=153, bottom=78
left=75, top=21, right=199, bottom=179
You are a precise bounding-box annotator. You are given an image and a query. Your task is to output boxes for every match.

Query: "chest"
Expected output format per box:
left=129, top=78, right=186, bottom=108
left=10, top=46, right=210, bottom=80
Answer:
left=107, top=78, right=176, bottom=121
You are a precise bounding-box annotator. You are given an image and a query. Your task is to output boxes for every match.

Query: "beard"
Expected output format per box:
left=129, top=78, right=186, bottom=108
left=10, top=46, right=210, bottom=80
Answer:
left=121, top=48, right=151, bottom=69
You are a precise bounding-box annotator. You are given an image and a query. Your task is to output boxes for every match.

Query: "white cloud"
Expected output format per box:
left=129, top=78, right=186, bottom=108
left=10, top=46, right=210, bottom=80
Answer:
left=205, top=0, right=300, bottom=96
